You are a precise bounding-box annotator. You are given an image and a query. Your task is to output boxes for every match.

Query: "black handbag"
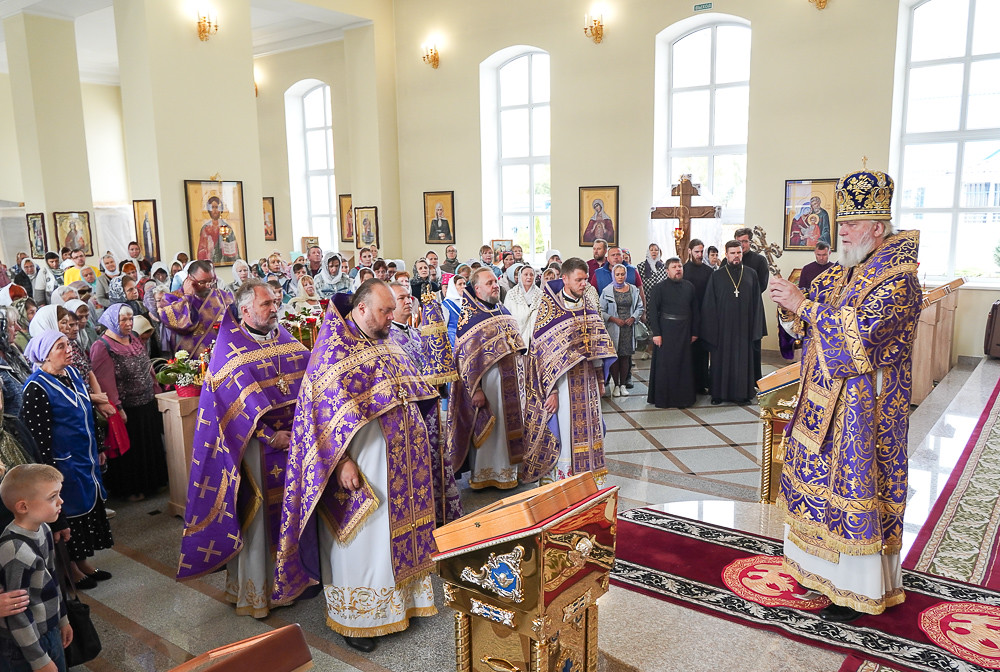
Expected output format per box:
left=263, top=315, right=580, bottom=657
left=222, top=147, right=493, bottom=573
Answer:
left=54, top=540, right=102, bottom=667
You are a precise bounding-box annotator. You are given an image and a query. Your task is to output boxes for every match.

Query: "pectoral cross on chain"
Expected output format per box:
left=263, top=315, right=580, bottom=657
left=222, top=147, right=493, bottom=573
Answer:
left=734, top=287, right=740, bottom=298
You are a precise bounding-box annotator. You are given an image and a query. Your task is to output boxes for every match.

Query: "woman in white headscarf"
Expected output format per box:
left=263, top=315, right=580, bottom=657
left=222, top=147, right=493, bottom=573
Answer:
left=443, top=275, right=467, bottom=348
left=226, top=259, right=251, bottom=295
left=284, top=274, right=323, bottom=314
left=170, top=259, right=192, bottom=292
left=315, top=252, right=351, bottom=298
left=94, top=252, right=121, bottom=309
left=49, top=285, right=78, bottom=307
left=12, top=258, right=37, bottom=297
left=503, top=264, right=541, bottom=345
left=350, top=267, right=375, bottom=292
left=148, top=261, right=170, bottom=287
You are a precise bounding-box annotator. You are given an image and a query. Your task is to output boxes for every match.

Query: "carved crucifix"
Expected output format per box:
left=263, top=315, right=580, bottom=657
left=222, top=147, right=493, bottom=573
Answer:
left=750, top=225, right=783, bottom=278
left=650, top=175, right=721, bottom=263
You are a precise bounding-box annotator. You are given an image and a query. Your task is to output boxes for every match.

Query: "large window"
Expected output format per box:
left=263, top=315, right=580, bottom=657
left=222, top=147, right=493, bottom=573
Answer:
left=664, top=23, right=750, bottom=238
left=497, top=52, right=550, bottom=264
left=285, top=79, right=337, bottom=250
left=897, top=0, right=1000, bottom=281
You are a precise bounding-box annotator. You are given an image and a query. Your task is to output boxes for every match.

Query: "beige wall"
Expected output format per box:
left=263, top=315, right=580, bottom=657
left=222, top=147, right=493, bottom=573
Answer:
left=81, top=83, right=129, bottom=205
left=0, top=74, right=22, bottom=204
left=254, top=40, right=352, bottom=258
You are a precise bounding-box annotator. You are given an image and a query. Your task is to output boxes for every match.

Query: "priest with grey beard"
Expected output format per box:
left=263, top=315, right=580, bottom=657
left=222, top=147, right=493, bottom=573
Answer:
left=769, top=168, right=921, bottom=624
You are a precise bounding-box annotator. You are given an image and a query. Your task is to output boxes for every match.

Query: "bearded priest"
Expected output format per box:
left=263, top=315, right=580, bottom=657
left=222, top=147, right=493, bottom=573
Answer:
left=769, top=168, right=921, bottom=623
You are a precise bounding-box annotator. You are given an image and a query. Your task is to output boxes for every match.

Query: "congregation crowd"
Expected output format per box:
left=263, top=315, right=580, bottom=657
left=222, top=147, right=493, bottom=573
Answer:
left=0, top=222, right=840, bottom=668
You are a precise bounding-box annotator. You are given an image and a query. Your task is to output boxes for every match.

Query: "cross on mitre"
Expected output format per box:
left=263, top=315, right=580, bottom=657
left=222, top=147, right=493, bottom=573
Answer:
left=650, top=175, right=721, bottom=263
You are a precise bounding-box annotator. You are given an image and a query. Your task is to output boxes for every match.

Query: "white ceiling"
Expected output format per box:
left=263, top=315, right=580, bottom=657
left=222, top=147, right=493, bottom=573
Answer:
left=0, top=0, right=368, bottom=84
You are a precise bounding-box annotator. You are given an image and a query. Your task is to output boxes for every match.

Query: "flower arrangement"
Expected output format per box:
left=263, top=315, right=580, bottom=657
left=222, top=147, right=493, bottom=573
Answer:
left=280, top=304, right=325, bottom=349
left=154, top=349, right=209, bottom=388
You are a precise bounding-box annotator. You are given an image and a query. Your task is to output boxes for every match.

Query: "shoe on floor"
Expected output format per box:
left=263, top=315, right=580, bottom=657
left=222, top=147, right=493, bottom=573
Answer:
left=625, top=381, right=634, bottom=389
left=344, top=636, right=377, bottom=652
left=87, top=569, right=112, bottom=582
left=711, top=398, right=723, bottom=405
left=612, top=385, right=622, bottom=397
left=105, top=508, right=116, bottom=519
left=74, top=575, right=98, bottom=590
left=618, top=387, right=629, bottom=396
left=818, top=604, right=864, bottom=623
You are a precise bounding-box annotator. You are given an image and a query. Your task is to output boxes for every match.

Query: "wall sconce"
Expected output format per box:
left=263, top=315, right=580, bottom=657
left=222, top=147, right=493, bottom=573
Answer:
left=422, top=43, right=439, bottom=69
left=584, top=13, right=604, bottom=44
left=809, top=0, right=828, bottom=7
left=197, top=9, right=218, bottom=41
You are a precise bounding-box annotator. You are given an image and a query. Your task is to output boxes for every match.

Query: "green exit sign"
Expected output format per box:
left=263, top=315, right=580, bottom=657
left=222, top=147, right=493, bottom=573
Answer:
left=694, top=2, right=713, bottom=10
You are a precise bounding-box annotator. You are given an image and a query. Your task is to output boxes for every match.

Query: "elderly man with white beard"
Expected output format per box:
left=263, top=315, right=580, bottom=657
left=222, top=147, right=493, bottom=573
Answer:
left=769, top=168, right=921, bottom=624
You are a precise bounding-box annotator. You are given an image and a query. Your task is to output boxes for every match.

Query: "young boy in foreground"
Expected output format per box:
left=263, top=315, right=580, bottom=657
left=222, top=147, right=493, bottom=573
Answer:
left=0, top=464, right=73, bottom=672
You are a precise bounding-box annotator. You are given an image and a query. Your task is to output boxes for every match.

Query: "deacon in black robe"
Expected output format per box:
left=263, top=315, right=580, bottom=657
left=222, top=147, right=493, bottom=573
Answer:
left=683, top=240, right=714, bottom=394
left=701, top=243, right=764, bottom=404
left=647, top=260, right=699, bottom=409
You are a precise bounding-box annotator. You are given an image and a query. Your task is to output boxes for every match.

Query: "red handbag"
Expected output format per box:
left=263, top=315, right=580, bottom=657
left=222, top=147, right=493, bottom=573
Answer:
left=104, top=411, right=131, bottom=459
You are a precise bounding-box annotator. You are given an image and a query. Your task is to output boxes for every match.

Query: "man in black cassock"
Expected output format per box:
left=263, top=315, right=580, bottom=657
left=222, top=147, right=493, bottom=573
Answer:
left=683, top=238, right=713, bottom=394
left=701, top=240, right=763, bottom=405
left=647, top=257, right=698, bottom=409
left=735, top=227, right=769, bottom=382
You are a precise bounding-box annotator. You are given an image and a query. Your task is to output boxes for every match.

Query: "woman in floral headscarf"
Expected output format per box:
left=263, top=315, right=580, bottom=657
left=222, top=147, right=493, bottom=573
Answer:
left=11, top=297, right=35, bottom=351
left=108, top=275, right=148, bottom=319
left=90, top=303, right=166, bottom=502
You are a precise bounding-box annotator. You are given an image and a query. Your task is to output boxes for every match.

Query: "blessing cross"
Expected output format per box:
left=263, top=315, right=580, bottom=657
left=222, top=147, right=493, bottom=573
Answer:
left=650, top=175, right=722, bottom=263
left=750, top=225, right=784, bottom=278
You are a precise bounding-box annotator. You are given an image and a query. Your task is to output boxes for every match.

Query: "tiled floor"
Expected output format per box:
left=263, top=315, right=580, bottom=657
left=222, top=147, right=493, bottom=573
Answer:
left=70, top=354, right=1000, bottom=672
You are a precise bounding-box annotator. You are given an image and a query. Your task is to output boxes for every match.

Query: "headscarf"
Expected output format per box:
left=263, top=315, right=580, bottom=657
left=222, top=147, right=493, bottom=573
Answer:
left=150, top=261, right=170, bottom=283
left=19, top=259, right=37, bottom=281
left=505, top=263, right=522, bottom=287
left=63, top=299, right=87, bottom=315
left=0, top=285, right=25, bottom=306
left=108, top=276, right=127, bottom=303
left=297, top=277, right=319, bottom=300
left=231, top=259, right=250, bottom=286
left=98, top=302, right=131, bottom=337
left=646, top=245, right=663, bottom=268
left=444, top=276, right=465, bottom=307
left=611, top=263, right=628, bottom=290
left=143, top=283, right=168, bottom=317
left=29, top=305, right=60, bottom=338
left=23, top=329, right=65, bottom=370
left=512, top=265, right=540, bottom=305
left=132, top=314, right=154, bottom=336
left=101, top=252, right=121, bottom=278
left=50, top=285, right=76, bottom=307
left=11, top=298, right=32, bottom=332
left=455, top=264, right=471, bottom=279
left=69, top=280, right=92, bottom=297
left=318, top=252, right=343, bottom=286
left=60, top=259, right=74, bottom=270
left=351, top=269, right=374, bottom=292
left=171, top=260, right=192, bottom=292
left=394, top=260, right=407, bottom=272
left=545, top=249, right=561, bottom=265
left=0, top=311, right=32, bottom=381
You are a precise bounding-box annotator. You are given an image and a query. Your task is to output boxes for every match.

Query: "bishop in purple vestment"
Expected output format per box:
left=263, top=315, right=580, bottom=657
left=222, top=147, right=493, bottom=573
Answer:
left=159, top=260, right=233, bottom=358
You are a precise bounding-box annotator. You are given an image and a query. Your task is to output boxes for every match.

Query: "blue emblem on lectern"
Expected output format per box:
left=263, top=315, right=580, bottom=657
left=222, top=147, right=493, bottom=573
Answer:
left=460, top=545, right=525, bottom=603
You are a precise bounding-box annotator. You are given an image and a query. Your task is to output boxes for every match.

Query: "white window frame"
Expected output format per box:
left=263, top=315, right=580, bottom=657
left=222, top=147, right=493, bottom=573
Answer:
left=893, top=0, right=1000, bottom=285
left=284, top=79, right=337, bottom=252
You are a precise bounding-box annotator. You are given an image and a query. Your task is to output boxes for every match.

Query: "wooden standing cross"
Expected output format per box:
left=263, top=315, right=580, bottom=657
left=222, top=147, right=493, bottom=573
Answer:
left=750, top=225, right=783, bottom=278
left=650, top=175, right=721, bottom=263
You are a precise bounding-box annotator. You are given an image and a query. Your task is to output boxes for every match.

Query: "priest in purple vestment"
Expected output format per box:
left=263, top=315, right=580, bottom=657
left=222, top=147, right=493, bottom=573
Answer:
left=387, top=281, right=463, bottom=524
left=176, top=278, right=309, bottom=619
left=273, top=280, right=439, bottom=653
left=447, top=268, right=527, bottom=489
left=770, top=169, right=920, bottom=623
left=158, top=260, right=233, bottom=358
left=520, top=258, right=616, bottom=484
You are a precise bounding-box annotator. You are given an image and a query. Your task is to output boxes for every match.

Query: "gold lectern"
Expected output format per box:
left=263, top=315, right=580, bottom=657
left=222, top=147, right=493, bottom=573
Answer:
left=433, top=475, right=618, bottom=672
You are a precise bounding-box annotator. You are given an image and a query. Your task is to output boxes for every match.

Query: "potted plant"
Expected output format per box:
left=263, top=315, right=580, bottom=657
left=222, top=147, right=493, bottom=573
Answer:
left=154, top=349, right=207, bottom=397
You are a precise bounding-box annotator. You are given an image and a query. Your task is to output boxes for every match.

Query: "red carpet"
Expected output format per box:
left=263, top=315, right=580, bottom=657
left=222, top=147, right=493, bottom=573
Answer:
left=611, top=508, right=1000, bottom=672
left=904, top=375, right=1000, bottom=583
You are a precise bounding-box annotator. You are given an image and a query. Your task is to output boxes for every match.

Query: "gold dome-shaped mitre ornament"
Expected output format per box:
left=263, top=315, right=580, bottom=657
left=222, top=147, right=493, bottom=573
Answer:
left=836, top=169, right=894, bottom=221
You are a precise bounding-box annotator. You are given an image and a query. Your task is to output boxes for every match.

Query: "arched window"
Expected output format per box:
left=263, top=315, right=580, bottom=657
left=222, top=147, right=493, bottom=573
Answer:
left=481, top=49, right=550, bottom=264
left=654, top=18, right=750, bottom=246
left=285, top=79, right=337, bottom=250
left=896, top=0, right=1000, bottom=281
